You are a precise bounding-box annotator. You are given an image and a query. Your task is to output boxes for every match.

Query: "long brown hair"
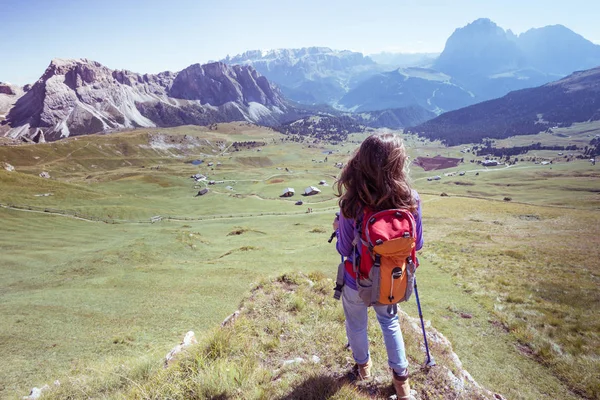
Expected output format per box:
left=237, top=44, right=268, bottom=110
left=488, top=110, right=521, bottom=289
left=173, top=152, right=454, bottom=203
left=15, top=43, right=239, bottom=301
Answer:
left=335, top=133, right=415, bottom=219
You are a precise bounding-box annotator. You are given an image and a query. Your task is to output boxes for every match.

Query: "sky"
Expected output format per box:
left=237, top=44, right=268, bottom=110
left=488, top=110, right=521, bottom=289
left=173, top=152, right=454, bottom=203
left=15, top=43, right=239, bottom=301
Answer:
left=1, top=0, right=600, bottom=85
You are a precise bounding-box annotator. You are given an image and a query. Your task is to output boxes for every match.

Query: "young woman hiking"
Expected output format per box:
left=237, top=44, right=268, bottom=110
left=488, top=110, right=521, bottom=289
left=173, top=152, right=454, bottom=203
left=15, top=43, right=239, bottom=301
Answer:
left=333, top=133, right=423, bottom=399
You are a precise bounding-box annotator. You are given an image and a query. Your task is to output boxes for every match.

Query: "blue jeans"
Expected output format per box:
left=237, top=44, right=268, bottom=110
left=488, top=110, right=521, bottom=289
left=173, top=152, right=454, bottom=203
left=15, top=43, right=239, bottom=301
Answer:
left=342, top=286, right=409, bottom=376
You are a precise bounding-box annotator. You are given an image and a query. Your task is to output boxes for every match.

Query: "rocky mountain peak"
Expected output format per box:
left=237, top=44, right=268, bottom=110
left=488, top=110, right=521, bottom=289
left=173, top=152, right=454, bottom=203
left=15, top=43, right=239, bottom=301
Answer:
left=41, top=58, right=108, bottom=86
left=434, top=18, right=523, bottom=78
left=168, top=62, right=283, bottom=108
left=469, top=18, right=500, bottom=30
left=1, top=59, right=289, bottom=142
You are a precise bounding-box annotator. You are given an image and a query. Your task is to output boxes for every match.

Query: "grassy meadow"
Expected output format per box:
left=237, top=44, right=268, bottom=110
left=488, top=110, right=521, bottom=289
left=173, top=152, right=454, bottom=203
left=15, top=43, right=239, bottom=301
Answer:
left=0, top=122, right=598, bottom=399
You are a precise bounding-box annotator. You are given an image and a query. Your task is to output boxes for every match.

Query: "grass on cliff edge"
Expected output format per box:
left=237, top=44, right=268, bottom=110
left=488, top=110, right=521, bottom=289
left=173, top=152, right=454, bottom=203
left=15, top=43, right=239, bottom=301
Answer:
left=42, top=272, right=495, bottom=400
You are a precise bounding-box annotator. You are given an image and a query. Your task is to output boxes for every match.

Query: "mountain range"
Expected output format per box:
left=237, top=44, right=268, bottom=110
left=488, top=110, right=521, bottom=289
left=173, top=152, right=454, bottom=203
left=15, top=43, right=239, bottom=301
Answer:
left=222, top=47, right=386, bottom=106
left=0, top=59, right=433, bottom=143
left=224, top=19, right=600, bottom=114
left=2, top=17, right=600, bottom=143
left=0, top=59, right=292, bottom=142
left=409, top=66, right=600, bottom=145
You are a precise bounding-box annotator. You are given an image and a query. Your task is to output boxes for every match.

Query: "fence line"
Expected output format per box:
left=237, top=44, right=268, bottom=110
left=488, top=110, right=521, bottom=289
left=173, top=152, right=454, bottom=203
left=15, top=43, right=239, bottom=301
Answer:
left=0, top=203, right=339, bottom=225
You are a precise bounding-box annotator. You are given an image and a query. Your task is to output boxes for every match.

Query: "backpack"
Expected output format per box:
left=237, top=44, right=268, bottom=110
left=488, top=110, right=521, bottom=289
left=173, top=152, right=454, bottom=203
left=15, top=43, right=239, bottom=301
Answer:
left=353, top=208, right=417, bottom=313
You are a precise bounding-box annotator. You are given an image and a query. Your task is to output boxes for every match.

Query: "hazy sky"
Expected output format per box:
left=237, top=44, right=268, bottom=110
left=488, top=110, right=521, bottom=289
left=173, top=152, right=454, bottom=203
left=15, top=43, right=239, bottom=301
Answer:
left=2, top=0, right=599, bottom=85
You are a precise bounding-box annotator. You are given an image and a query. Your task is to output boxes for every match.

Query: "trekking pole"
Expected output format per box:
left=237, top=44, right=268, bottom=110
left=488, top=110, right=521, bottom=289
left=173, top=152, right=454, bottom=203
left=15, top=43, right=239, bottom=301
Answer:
left=333, top=253, right=345, bottom=300
left=414, top=277, right=436, bottom=367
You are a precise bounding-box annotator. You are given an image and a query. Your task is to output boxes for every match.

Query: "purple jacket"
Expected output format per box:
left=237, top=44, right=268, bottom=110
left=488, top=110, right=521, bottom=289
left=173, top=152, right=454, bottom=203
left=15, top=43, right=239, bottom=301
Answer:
left=336, top=190, right=424, bottom=290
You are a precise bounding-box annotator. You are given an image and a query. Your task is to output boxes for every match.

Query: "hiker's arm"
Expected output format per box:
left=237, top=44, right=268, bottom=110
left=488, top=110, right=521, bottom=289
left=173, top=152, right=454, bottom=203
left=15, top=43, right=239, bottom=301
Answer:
left=336, top=212, right=354, bottom=257
left=414, top=192, right=424, bottom=251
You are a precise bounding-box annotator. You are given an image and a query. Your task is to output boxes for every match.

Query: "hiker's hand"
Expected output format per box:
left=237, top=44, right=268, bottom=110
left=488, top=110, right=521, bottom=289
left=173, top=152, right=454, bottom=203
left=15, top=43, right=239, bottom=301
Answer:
left=332, top=217, right=339, bottom=231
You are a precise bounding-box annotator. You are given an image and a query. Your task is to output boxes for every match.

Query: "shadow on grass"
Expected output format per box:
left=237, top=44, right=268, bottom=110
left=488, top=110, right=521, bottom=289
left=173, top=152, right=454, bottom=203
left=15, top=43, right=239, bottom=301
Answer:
left=277, top=370, right=393, bottom=400
left=276, top=375, right=344, bottom=400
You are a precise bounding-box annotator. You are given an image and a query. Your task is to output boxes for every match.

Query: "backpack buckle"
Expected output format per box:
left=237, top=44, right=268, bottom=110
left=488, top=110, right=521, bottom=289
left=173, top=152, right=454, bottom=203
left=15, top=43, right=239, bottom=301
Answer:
left=373, top=254, right=381, bottom=267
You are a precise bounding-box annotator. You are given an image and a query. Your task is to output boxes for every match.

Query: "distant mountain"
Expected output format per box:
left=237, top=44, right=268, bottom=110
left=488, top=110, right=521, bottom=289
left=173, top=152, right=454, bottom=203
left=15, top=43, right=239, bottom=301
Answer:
left=356, top=106, right=436, bottom=129
left=433, top=18, right=600, bottom=101
left=342, top=19, right=600, bottom=115
left=367, top=52, right=439, bottom=68
left=409, top=66, right=600, bottom=145
left=518, top=25, right=600, bottom=75
left=222, top=47, right=385, bottom=105
left=338, top=67, right=475, bottom=113
left=434, top=18, right=523, bottom=79
left=222, top=23, right=600, bottom=115
left=0, top=59, right=291, bottom=142
left=275, top=105, right=435, bottom=141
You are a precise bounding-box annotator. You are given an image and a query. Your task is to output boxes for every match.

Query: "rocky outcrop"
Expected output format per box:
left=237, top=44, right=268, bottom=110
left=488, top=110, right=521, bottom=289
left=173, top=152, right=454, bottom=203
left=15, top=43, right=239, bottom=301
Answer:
left=0, top=82, right=17, bottom=95
left=1, top=59, right=289, bottom=142
left=164, top=331, right=197, bottom=367
left=0, top=82, right=24, bottom=120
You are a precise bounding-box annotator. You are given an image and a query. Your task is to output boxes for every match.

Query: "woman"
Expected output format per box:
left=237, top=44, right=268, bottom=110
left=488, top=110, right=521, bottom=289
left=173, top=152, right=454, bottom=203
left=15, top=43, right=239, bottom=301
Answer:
left=334, top=133, right=423, bottom=399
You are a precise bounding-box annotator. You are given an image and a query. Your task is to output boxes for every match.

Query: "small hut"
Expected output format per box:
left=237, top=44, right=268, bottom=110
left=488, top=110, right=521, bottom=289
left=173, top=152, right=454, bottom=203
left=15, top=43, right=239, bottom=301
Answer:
left=295, top=200, right=303, bottom=206
left=319, top=180, right=327, bottom=185
left=196, top=188, right=209, bottom=196
left=304, top=186, right=321, bottom=196
left=281, top=188, right=295, bottom=197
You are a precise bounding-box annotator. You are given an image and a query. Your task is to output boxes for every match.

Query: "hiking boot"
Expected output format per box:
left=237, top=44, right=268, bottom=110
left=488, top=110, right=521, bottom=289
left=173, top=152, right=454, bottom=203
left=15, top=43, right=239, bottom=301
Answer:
left=392, top=370, right=411, bottom=399
left=352, top=359, right=372, bottom=380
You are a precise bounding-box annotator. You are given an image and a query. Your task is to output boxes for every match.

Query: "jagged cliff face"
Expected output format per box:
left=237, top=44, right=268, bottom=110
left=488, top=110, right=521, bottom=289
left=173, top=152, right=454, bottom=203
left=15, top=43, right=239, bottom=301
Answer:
left=169, top=62, right=284, bottom=108
left=1, top=59, right=288, bottom=142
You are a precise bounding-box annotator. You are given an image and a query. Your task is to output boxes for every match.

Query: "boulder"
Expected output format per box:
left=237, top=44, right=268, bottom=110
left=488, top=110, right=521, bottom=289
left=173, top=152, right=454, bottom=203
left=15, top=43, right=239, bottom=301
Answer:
left=164, top=331, right=197, bottom=367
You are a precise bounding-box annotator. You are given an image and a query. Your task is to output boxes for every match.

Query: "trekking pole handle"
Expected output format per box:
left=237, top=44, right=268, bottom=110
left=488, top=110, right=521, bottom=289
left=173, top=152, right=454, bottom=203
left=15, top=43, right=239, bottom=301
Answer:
left=328, top=231, right=336, bottom=243
left=328, top=212, right=340, bottom=243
